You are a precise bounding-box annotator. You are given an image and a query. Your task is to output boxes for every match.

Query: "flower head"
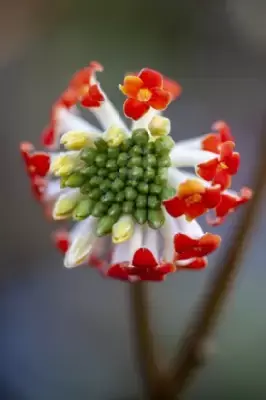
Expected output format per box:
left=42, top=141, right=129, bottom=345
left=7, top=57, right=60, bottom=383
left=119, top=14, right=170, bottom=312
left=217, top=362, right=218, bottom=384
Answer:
left=20, top=62, right=252, bottom=282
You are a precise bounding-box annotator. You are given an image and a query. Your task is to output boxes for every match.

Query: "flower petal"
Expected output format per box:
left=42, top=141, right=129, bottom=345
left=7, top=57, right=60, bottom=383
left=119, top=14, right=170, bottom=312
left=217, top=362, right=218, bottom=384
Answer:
left=163, top=196, right=185, bottom=218
left=138, top=68, right=163, bottom=89
left=123, top=98, right=150, bottom=120
left=119, top=76, right=143, bottom=98
left=196, top=158, right=219, bottom=181
left=148, top=87, right=171, bottom=110
left=132, top=248, right=158, bottom=269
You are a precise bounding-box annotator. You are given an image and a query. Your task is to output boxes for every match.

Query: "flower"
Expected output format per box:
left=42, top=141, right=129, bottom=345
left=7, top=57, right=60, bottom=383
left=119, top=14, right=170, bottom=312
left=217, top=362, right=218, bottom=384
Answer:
left=20, top=62, right=252, bottom=282
left=119, top=68, right=173, bottom=120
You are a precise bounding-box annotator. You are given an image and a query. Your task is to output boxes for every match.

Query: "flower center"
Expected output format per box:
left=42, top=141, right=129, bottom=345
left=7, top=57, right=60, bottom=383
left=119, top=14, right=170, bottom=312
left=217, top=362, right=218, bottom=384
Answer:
left=59, top=129, right=176, bottom=236
left=137, top=88, right=152, bottom=102
left=185, top=193, right=202, bottom=205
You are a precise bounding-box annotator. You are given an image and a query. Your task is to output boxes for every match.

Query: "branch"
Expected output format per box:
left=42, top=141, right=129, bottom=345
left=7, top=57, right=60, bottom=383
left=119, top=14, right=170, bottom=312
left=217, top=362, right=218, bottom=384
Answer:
left=129, top=283, right=160, bottom=399
left=165, top=118, right=266, bottom=398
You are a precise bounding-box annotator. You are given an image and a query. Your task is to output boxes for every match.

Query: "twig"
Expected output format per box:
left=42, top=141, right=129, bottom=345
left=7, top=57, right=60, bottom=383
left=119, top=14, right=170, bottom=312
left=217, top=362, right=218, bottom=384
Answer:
left=164, top=118, right=266, bottom=398
left=130, top=283, right=160, bottom=399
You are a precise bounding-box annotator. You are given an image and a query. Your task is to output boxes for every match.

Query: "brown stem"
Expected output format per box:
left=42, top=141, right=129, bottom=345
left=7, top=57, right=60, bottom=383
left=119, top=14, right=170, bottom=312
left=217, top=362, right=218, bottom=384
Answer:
left=164, top=119, right=266, bottom=398
left=130, top=282, right=160, bottom=399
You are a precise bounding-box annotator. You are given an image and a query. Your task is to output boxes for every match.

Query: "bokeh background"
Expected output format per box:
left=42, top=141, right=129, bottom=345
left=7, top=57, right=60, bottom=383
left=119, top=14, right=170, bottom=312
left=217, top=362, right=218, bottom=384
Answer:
left=1, top=0, right=266, bottom=399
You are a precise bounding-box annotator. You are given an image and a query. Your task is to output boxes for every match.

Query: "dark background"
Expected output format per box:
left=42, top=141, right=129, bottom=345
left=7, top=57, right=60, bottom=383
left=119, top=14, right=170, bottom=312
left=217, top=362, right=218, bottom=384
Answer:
left=1, top=0, right=266, bottom=399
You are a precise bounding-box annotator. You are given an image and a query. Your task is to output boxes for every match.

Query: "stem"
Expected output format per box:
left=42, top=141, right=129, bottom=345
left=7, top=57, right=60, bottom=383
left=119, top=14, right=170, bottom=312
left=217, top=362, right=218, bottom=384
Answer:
left=129, top=282, right=160, bottom=399
left=164, top=118, right=266, bottom=398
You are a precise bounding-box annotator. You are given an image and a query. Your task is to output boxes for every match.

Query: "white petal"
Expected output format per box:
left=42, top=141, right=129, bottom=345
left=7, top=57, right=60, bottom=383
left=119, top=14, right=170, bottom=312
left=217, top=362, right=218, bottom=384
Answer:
left=131, top=108, right=158, bottom=131
left=177, top=216, right=204, bottom=238
left=129, top=224, right=144, bottom=261
left=64, top=217, right=97, bottom=268
left=52, top=189, right=80, bottom=220
left=143, top=225, right=159, bottom=262
left=57, top=108, right=101, bottom=136
left=172, top=135, right=206, bottom=150
left=111, top=241, right=131, bottom=265
left=160, top=211, right=181, bottom=262
left=43, top=179, right=63, bottom=201
left=167, top=167, right=187, bottom=188
left=170, top=147, right=217, bottom=167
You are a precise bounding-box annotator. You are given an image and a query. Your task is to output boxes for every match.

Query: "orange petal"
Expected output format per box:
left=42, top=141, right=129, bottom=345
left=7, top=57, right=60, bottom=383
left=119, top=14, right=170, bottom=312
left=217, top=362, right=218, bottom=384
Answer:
left=119, top=76, right=143, bottom=98
left=201, top=134, right=221, bottom=153
left=178, top=179, right=205, bottom=198
left=162, top=76, right=182, bottom=100
left=148, top=87, right=171, bottom=110
left=123, top=98, right=150, bottom=120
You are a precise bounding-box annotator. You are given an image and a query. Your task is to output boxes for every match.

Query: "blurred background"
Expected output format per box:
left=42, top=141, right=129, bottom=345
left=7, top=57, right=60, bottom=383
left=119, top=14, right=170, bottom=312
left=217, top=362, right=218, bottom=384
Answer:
left=1, top=0, right=266, bottom=399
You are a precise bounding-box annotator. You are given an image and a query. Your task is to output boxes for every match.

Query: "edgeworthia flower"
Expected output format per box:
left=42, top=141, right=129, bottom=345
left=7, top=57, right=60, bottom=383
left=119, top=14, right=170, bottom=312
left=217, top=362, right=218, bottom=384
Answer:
left=20, top=62, right=252, bottom=282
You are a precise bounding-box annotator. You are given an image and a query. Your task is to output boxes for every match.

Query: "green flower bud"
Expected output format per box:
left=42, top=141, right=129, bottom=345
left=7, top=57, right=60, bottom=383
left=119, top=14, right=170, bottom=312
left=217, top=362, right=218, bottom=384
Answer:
left=118, top=167, right=127, bottom=180
left=128, top=156, right=142, bottom=167
left=161, top=186, right=176, bottom=200
left=128, top=180, right=138, bottom=187
left=101, top=191, right=116, bottom=204
left=136, top=195, right=147, bottom=208
left=108, top=203, right=122, bottom=220
left=157, top=167, right=168, bottom=183
left=106, top=159, right=117, bottom=171
left=143, top=154, right=157, bottom=168
left=149, top=183, right=162, bottom=195
left=90, top=176, right=103, bottom=187
left=95, top=153, right=107, bottom=167
left=80, top=165, right=98, bottom=177
left=108, top=171, right=118, bottom=180
left=98, top=168, right=108, bottom=177
left=122, top=201, right=134, bottom=214
left=125, top=187, right=138, bottom=201
left=148, top=209, right=165, bottom=229
left=158, top=155, right=171, bottom=168
left=116, top=191, right=125, bottom=202
left=112, top=178, right=125, bottom=192
left=108, top=147, right=120, bottom=159
left=144, top=167, right=156, bottom=182
left=134, top=209, right=147, bottom=224
left=130, top=145, right=142, bottom=156
left=138, top=182, right=149, bottom=194
left=100, top=179, right=112, bottom=192
left=60, top=176, right=68, bottom=188
left=73, top=198, right=95, bottom=220
left=80, top=182, right=91, bottom=194
left=148, top=195, right=161, bottom=209
left=154, top=136, right=175, bottom=154
left=117, top=152, right=129, bottom=167
left=94, top=138, right=108, bottom=152
left=130, top=166, right=144, bottom=180
left=65, top=173, right=85, bottom=188
left=132, top=129, right=149, bottom=146
left=121, top=138, right=133, bottom=151
left=88, top=188, right=102, bottom=200
left=96, top=215, right=117, bottom=236
left=92, top=202, right=108, bottom=218
left=80, top=148, right=97, bottom=165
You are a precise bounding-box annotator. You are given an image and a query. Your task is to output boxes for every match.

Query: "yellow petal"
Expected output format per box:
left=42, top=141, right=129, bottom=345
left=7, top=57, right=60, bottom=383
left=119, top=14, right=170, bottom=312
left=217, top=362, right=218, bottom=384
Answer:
left=104, top=125, right=126, bottom=147
left=60, top=131, right=94, bottom=150
left=148, top=116, right=171, bottom=137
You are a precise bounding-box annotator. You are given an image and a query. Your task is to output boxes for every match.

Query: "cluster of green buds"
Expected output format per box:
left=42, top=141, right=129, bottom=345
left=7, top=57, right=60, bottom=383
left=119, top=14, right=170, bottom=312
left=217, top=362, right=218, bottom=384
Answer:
left=52, top=121, right=176, bottom=239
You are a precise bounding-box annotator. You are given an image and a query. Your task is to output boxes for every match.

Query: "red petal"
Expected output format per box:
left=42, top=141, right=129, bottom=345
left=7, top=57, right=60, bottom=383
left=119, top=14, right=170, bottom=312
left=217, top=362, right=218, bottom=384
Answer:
left=163, top=196, right=185, bottom=218
left=177, top=257, right=207, bottom=270
left=138, top=68, right=163, bottom=89
left=31, top=176, right=46, bottom=201
left=203, top=185, right=221, bottom=208
left=226, top=152, right=240, bottom=175
left=197, top=158, right=219, bottom=181
left=107, top=264, right=130, bottom=281
left=20, top=142, right=33, bottom=165
left=53, top=230, right=70, bottom=253
left=212, top=121, right=234, bottom=142
left=88, top=255, right=104, bottom=269
left=132, top=248, right=158, bottom=269
left=60, top=88, right=79, bottom=108
left=185, top=202, right=206, bottom=220
left=198, top=233, right=221, bottom=255
left=158, top=263, right=176, bottom=274
left=213, top=169, right=231, bottom=190
left=41, top=125, right=55, bottom=147
left=220, top=141, right=234, bottom=161
left=89, top=84, right=104, bottom=101
left=162, top=76, right=182, bottom=100
left=123, top=98, right=150, bottom=120
left=148, top=87, right=171, bottom=110
left=174, top=233, right=198, bottom=253
left=201, top=134, right=220, bottom=153
left=138, top=271, right=165, bottom=281
left=30, top=153, right=50, bottom=177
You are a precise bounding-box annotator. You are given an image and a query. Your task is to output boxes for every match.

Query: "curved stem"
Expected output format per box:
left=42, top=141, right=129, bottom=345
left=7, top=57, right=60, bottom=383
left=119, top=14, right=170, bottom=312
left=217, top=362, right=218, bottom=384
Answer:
left=164, top=118, right=266, bottom=398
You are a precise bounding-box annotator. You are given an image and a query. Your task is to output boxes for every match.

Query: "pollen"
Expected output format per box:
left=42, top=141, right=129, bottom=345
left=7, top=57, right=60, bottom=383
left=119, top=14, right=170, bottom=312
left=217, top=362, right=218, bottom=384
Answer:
left=137, top=88, right=152, bottom=102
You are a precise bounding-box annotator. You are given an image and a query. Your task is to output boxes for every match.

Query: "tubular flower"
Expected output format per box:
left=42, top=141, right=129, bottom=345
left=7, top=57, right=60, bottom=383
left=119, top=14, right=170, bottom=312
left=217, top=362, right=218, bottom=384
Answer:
left=20, top=62, right=252, bottom=282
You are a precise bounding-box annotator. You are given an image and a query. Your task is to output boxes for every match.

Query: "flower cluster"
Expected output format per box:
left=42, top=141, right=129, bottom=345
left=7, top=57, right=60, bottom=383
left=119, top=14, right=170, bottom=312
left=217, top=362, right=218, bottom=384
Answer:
left=20, top=62, right=252, bottom=282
